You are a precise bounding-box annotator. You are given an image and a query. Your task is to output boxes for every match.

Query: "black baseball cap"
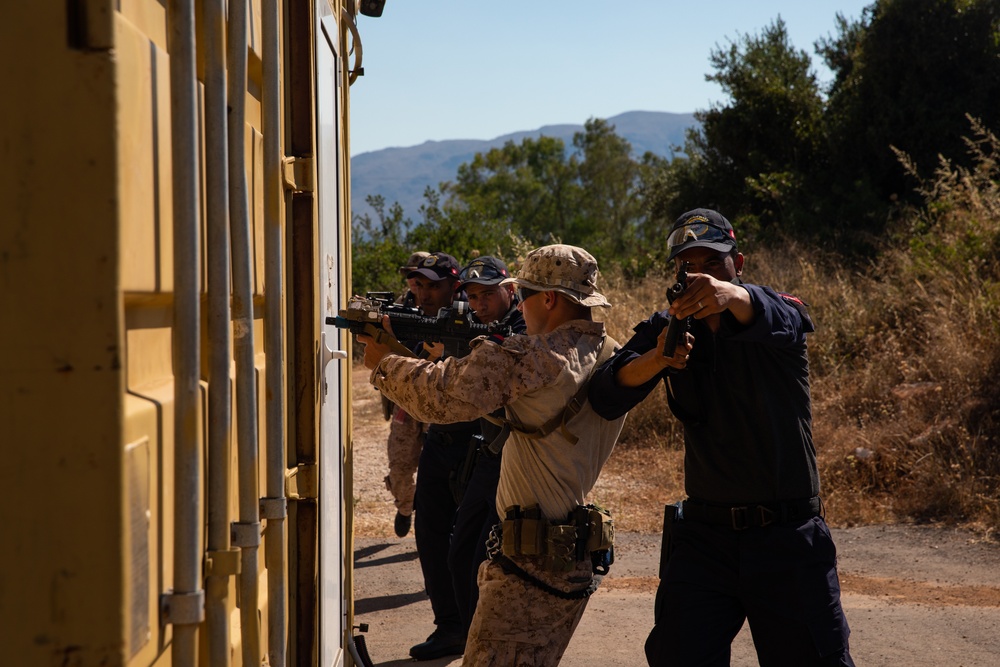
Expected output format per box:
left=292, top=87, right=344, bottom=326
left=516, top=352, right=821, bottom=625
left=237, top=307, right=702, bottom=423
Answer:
left=666, top=209, right=738, bottom=261
left=407, top=251, right=461, bottom=281
left=459, top=257, right=510, bottom=285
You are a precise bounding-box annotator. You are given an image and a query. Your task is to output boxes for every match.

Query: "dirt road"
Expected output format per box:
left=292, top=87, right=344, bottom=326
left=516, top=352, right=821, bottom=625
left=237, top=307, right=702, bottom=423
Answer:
left=348, top=368, right=1000, bottom=665
left=353, top=525, right=1000, bottom=666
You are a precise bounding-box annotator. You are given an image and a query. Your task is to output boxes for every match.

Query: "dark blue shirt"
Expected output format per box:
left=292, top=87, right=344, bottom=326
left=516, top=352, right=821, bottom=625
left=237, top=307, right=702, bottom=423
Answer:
left=589, top=284, right=819, bottom=505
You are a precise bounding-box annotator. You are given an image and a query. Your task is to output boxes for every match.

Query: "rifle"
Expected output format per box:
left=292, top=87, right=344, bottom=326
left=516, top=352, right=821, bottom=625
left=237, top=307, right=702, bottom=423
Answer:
left=661, top=269, right=689, bottom=357
left=327, top=293, right=508, bottom=358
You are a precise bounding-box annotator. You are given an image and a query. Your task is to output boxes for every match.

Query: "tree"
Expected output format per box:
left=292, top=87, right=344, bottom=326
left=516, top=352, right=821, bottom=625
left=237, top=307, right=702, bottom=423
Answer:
left=405, top=186, right=514, bottom=263
left=819, top=0, right=1000, bottom=246
left=655, top=18, right=824, bottom=241
left=430, top=122, right=665, bottom=273
left=445, top=136, right=581, bottom=244
left=350, top=194, right=411, bottom=295
left=573, top=118, right=646, bottom=258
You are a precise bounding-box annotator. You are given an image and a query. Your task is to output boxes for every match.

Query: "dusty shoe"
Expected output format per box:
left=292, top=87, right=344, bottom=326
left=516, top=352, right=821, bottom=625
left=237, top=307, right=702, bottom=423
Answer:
left=394, top=511, right=412, bottom=538
left=409, top=628, right=466, bottom=661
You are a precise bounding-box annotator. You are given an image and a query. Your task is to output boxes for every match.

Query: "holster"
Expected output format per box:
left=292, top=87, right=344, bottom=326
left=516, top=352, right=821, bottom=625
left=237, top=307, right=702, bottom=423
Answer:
left=380, top=395, right=395, bottom=422
left=659, top=502, right=680, bottom=580
left=447, top=433, right=483, bottom=504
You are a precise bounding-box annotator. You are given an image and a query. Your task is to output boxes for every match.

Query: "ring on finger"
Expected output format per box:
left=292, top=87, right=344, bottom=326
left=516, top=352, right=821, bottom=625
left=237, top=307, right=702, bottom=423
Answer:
left=698, top=300, right=704, bottom=309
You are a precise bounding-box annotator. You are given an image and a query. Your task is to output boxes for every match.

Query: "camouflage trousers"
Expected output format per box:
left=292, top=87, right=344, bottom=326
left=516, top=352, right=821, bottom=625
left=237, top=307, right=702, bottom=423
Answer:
left=384, top=407, right=425, bottom=516
left=462, top=556, right=593, bottom=666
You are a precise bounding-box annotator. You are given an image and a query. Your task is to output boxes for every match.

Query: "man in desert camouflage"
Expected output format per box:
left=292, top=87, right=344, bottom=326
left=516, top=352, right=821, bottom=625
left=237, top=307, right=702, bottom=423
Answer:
left=358, top=244, right=627, bottom=666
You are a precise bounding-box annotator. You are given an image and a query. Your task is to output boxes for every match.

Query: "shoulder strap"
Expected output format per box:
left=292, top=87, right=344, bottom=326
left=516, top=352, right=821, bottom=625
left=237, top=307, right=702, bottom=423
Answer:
left=487, top=334, right=618, bottom=445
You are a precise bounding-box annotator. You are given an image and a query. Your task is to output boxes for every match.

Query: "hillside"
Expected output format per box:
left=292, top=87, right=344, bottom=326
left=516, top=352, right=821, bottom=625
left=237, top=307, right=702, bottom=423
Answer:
left=350, top=110, right=697, bottom=222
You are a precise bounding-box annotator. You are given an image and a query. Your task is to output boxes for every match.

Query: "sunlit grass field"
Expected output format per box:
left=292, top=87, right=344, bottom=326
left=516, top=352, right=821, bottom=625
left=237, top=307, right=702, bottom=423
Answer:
left=593, top=125, right=1000, bottom=535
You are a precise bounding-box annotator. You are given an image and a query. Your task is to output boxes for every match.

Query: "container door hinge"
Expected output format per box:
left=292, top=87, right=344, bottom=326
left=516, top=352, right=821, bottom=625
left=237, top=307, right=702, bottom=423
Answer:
left=282, top=156, right=314, bottom=193
left=285, top=464, right=319, bottom=499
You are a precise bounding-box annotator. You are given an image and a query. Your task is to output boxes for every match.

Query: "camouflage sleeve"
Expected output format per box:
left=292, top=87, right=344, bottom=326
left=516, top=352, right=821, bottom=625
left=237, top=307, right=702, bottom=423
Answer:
left=370, top=337, right=531, bottom=424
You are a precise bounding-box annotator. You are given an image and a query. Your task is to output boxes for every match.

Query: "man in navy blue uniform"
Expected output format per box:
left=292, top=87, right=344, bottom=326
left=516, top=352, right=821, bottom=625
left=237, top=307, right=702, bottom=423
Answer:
left=447, top=256, right=525, bottom=639
left=404, top=251, right=477, bottom=661
left=589, top=209, right=855, bottom=666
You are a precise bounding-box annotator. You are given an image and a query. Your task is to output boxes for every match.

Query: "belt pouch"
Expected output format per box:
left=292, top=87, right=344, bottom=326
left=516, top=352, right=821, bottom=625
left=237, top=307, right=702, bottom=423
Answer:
left=545, top=524, right=577, bottom=571
left=501, top=517, right=520, bottom=557
left=584, top=507, right=615, bottom=552
left=519, top=518, right=543, bottom=555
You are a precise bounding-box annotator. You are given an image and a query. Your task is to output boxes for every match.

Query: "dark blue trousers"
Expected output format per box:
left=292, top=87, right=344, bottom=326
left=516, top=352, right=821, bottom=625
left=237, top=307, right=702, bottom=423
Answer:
left=447, top=450, right=501, bottom=634
left=645, top=516, right=855, bottom=667
left=413, top=429, right=470, bottom=634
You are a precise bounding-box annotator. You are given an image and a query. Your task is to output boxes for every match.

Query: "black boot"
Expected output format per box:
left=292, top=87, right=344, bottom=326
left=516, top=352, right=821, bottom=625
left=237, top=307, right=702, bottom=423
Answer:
left=409, top=628, right=466, bottom=661
left=394, top=511, right=412, bottom=538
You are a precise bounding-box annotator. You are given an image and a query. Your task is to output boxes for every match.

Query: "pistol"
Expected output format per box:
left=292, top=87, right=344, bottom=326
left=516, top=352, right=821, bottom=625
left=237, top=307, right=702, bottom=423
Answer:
left=661, top=270, right=689, bottom=357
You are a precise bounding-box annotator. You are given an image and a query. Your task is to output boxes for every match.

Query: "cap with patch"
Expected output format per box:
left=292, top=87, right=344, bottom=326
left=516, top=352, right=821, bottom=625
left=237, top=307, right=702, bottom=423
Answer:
left=666, top=208, right=738, bottom=261
left=406, top=251, right=461, bottom=281
left=459, top=256, right=510, bottom=285
left=399, top=251, right=431, bottom=278
left=500, top=244, right=611, bottom=308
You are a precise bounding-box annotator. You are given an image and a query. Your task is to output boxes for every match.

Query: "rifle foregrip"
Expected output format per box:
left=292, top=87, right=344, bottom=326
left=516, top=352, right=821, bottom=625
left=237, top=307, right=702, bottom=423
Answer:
left=326, top=314, right=416, bottom=358
left=368, top=326, right=417, bottom=358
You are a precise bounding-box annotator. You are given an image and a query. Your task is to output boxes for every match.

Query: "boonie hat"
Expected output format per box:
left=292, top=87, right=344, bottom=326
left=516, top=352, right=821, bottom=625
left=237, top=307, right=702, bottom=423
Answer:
left=666, top=208, right=738, bottom=261
left=407, top=251, right=461, bottom=281
left=459, top=257, right=510, bottom=286
left=399, top=251, right=431, bottom=278
left=500, top=244, right=611, bottom=308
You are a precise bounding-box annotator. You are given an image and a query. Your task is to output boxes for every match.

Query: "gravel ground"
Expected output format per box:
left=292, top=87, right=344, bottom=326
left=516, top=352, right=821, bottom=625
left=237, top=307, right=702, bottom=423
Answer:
left=348, top=366, right=1000, bottom=666
left=353, top=527, right=1000, bottom=667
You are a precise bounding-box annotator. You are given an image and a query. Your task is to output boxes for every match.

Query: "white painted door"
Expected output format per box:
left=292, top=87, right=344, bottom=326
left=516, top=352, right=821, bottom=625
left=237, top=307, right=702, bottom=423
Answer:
left=317, top=11, right=347, bottom=667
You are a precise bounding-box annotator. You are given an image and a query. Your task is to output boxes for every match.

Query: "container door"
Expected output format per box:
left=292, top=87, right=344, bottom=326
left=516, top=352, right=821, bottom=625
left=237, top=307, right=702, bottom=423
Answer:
left=317, top=11, right=347, bottom=667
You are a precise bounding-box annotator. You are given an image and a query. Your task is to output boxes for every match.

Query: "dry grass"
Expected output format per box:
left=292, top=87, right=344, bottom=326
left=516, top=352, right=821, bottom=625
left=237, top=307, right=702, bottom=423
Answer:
left=593, top=239, right=1000, bottom=535
left=592, top=120, right=1000, bottom=536
left=352, top=122, right=1000, bottom=538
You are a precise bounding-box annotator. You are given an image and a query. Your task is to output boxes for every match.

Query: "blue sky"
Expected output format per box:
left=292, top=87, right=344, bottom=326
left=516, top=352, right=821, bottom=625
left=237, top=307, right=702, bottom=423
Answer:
left=348, top=1, right=872, bottom=156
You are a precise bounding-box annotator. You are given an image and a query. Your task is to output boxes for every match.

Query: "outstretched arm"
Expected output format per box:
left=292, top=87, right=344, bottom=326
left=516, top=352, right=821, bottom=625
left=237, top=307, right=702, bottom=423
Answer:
left=615, top=326, right=692, bottom=387
left=670, top=272, right=754, bottom=326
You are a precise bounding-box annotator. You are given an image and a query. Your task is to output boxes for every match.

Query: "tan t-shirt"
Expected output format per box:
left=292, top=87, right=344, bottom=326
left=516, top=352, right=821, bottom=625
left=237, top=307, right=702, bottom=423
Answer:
left=371, top=320, right=626, bottom=520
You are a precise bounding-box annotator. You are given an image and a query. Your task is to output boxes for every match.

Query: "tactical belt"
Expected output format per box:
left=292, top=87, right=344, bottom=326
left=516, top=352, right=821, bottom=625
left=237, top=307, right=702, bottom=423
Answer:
left=681, top=496, right=822, bottom=530
left=486, top=504, right=614, bottom=600
left=425, top=424, right=476, bottom=446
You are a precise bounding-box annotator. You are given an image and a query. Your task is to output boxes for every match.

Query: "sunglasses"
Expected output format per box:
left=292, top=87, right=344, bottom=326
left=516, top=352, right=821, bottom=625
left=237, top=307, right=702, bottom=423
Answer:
left=666, top=222, right=735, bottom=255
left=459, top=265, right=505, bottom=282
left=516, top=287, right=540, bottom=302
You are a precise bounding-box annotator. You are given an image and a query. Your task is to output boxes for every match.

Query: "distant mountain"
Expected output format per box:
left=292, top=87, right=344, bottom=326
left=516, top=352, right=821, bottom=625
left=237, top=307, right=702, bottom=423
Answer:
left=350, top=110, right=698, bottom=222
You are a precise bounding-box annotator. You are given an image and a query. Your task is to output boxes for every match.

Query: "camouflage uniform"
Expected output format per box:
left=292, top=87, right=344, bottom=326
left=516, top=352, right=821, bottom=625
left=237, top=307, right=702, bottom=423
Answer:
left=372, top=316, right=626, bottom=665
left=463, top=556, right=593, bottom=666
left=383, top=406, right=425, bottom=516
left=382, top=284, right=424, bottom=517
